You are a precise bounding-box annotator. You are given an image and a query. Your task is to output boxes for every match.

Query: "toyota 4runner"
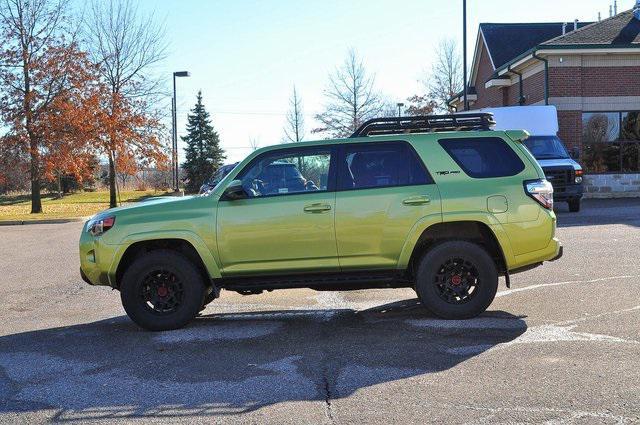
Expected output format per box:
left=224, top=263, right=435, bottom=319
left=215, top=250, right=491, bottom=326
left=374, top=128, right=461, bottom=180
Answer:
left=79, top=114, right=562, bottom=331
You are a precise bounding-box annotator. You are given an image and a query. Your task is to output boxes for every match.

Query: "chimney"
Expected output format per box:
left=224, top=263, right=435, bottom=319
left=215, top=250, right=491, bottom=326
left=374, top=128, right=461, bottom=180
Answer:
left=598, top=12, right=602, bottom=22
left=609, top=4, right=613, bottom=17
left=614, top=0, right=617, bottom=15
left=562, top=22, right=568, bottom=35
left=574, top=19, right=578, bottom=31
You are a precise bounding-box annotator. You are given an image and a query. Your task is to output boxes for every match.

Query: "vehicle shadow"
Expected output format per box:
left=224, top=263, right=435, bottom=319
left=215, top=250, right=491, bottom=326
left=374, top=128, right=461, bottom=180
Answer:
left=0, top=299, right=527, bottom=421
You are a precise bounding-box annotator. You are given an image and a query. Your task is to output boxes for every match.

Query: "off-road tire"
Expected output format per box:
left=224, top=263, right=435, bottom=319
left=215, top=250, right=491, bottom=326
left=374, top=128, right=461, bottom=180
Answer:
left=120, top=250, right=206, bottom=331
left=415, top=241, right=498, bottom=319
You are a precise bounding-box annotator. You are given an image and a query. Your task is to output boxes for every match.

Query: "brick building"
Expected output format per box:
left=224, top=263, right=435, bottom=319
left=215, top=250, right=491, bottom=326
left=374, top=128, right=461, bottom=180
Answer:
left=450, top=7, right=640, bottom=197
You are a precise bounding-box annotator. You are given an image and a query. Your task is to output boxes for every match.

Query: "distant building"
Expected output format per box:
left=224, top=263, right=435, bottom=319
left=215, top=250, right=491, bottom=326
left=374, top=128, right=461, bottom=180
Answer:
left=451, top=8, right=640, bottom=197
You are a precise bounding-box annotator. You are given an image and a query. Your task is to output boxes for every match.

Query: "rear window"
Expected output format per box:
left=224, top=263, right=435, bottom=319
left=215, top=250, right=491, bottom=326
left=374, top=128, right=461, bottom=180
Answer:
left=438, top=137, right=525, bottom=178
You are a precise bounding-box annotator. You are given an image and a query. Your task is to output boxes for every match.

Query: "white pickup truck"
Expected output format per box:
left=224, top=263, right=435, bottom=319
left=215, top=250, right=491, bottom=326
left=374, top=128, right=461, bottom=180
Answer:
left=476, top=106, right=584, bottom=212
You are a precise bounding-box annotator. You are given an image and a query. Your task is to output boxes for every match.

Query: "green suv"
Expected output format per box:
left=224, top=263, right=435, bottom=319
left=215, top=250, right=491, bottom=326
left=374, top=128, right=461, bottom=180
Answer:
left=79, top=114, right=562, bottom=331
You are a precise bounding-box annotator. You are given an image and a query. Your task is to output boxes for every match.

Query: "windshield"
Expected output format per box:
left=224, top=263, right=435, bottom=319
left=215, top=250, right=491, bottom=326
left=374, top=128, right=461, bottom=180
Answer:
left=202, top=163, right=238, bottom=193
left=523, top=136, right=570, bottom=160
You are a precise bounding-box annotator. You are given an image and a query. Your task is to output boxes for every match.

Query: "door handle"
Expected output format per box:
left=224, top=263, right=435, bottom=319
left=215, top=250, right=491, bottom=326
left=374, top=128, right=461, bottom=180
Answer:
left=304, top=203, right=332, bottom=213
left=402, top=196, right=431, bottom=206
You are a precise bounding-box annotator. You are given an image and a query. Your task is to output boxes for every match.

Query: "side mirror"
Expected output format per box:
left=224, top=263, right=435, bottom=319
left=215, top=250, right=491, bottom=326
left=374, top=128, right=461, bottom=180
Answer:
left=221, top=180, right=247, bottom=201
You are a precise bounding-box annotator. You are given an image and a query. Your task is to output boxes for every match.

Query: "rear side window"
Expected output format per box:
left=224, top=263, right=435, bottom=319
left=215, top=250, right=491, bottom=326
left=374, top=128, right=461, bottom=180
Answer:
left=338, top=142, right=432, bottom=190
left=438, top=137, right=525, bottom=178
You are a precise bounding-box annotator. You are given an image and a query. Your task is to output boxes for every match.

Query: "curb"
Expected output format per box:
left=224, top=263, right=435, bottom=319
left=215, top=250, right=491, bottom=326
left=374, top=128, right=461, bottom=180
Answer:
left=0, top=217, right=88, bottom=226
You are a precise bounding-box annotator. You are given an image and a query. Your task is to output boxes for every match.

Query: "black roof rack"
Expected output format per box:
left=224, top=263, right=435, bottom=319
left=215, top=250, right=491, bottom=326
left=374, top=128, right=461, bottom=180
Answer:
left=350, top=113, right=496, bottom=138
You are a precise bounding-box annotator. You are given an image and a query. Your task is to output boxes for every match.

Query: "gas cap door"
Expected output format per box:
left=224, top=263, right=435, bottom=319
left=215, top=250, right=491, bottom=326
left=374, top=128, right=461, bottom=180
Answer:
left=487, top=195, right=509, bottom=214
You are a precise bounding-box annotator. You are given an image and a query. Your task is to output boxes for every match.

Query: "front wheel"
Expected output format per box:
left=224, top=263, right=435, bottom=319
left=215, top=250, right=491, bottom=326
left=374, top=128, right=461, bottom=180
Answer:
left=120, top=250, right=206, bottom=331
left=415, top=241, right=498, bottom=319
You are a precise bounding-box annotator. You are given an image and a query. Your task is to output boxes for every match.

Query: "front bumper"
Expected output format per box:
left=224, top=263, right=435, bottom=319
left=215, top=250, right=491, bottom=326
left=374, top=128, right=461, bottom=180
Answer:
left=79, top=226, right=118, bottom=287
left=553, top=184, right=583, bottom=202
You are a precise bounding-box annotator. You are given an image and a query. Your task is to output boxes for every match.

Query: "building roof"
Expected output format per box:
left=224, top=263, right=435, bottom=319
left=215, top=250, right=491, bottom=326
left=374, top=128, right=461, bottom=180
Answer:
left=542, top=10, right=640, bottom=46
left=480, top=22, right=593, bottom=69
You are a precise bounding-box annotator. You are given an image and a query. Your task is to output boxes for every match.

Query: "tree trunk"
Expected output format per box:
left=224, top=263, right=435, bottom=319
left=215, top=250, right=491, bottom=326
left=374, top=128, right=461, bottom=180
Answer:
left=57, top=173, right=63, bottom=199
left=30, top=151, right=42, bottom=214
left=108, top=152, right=117, bottom=208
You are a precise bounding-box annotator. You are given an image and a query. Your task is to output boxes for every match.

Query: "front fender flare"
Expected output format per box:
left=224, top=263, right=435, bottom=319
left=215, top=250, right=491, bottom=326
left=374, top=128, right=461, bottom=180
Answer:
left=106, top=230, right=222, bottom=285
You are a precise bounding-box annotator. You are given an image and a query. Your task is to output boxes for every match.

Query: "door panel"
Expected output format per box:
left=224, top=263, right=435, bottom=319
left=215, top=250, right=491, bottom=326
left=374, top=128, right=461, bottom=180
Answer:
left=216, top=145, right=338, bottom=276
left=217, top=193, right=338, bottom=275
left=334, top=141, right=442, bottom=270
left=335, top=186, right=441, bottom=269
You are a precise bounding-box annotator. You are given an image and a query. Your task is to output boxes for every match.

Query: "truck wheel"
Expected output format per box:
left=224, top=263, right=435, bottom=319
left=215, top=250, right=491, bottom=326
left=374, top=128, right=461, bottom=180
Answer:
left=415, top=241, right=498, bottom=319
left=568, top=199, right=581, bottom=213
left=120, top=250, right=206, bottom=331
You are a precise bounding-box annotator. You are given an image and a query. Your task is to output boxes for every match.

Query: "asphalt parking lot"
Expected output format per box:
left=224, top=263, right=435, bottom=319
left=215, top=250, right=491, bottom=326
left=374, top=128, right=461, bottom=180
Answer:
left=0, top=199, right=639, bottom=424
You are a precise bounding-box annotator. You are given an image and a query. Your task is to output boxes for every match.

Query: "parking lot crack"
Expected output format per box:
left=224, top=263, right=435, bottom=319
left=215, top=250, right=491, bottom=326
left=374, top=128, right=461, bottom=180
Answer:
left=322, top=365, right=335, bottom=423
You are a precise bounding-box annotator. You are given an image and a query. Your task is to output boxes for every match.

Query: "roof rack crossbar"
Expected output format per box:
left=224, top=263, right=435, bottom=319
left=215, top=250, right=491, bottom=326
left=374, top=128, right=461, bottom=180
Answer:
left=350, top=113, right=495, bottom=138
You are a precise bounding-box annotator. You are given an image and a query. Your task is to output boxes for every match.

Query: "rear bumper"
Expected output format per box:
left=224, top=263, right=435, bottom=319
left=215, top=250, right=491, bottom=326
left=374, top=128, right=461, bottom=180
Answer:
left=510, top=237, right=562, bottom=272
left=550, top=244, right=563, bottom=262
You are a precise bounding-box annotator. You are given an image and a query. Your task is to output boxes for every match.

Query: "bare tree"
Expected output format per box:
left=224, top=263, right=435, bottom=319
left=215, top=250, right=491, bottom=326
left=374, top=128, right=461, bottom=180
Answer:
left=429, top=39, right=463, bottom=112
left=313, top=49, right=384, bottom=138
left=407, top=38, right=463, bottom=114
left=248, top=137, right=260, bottom=151
left=283, top=86, right=304, bottom=143
left=84, top=0, right=167, bottom=207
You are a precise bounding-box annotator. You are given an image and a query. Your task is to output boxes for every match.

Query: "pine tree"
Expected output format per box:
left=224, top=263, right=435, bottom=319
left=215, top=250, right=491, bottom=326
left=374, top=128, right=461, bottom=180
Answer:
left=182, top=91, right=225, bottom=193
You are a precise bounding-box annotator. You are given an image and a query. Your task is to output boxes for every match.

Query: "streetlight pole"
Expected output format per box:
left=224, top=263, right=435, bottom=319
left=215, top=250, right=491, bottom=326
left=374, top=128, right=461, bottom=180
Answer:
left=397, top=102, right=405, bottom=118
left=172, top=71, right=190, bottom=192
left=463, top=0, right=469, bottom=111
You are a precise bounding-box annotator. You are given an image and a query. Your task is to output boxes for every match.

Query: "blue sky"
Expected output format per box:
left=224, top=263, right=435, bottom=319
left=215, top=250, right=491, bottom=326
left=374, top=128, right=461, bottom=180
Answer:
left=135, top=0, right=630, bottom=163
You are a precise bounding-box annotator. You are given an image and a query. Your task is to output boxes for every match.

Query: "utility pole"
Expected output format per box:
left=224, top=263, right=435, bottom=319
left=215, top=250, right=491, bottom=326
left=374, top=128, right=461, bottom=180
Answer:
left=463, top=0, right=469, bottom=111
left=172, top=71, right=190, bottom=192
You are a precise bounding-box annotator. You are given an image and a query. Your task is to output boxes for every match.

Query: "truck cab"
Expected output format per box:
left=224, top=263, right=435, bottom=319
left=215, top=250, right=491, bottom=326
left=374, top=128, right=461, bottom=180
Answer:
left=523, top=135, right=583, bottom=212
left=474, top=106, right=583, bottom=212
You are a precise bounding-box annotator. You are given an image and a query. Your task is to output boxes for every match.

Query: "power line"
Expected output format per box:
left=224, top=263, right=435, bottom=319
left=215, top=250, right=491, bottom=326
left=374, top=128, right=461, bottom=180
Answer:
left=173, top=108, right=317, bottom=118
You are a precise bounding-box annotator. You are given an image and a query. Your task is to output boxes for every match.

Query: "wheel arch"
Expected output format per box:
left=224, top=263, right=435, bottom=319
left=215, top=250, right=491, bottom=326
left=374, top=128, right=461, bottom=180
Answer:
left=401, top=219, right=512, bottom=281
left=110, top=234, right=221, bottom=289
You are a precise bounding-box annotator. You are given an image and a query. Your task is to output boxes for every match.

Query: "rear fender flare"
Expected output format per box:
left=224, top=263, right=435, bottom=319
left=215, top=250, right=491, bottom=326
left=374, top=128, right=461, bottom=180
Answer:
left=397, top=212, right=516, bottom=270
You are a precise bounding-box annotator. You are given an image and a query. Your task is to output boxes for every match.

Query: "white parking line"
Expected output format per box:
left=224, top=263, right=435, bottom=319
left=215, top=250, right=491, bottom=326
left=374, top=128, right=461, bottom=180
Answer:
left=496, top=275, right=640, bottom=298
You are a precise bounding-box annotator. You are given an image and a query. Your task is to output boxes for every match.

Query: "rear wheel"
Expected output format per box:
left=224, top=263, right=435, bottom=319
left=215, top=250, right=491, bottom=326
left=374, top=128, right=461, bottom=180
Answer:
left=120, top=250, right=206, bottom=331
left=415, top=241, right=498, bottom=319
left=568, top=199, right=581, bottom=213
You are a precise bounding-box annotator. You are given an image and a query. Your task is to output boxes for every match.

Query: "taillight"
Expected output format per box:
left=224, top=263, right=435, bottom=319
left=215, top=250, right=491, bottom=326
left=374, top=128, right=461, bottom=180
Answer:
left=88, top=216, right=116, bottom=236
left=524, top=179, right=554, bottom=210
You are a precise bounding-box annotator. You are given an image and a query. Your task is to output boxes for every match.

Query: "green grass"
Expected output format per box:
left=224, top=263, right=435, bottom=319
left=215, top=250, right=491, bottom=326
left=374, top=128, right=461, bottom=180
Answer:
left=0, top=190, right=171, bottom=222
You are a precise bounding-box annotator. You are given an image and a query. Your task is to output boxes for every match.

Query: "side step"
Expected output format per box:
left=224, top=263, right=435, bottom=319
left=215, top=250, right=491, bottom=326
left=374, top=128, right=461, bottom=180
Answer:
left=218, top=271, right=414, bottom=294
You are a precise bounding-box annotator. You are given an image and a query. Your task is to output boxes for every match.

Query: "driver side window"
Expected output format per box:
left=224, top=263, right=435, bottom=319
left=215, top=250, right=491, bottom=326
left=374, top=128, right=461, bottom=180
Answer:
left=238, top=148, right=332, bottom=197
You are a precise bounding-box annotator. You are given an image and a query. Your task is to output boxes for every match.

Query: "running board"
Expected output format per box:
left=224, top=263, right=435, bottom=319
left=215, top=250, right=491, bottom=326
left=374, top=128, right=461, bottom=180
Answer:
left=217, top=271, right=413, bottom=293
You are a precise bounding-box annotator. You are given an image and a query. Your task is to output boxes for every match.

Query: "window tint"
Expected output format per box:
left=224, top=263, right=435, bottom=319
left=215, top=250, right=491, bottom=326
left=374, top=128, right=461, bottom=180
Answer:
left=439, top=137, right=525, bottom=178
left=238, top=148, right=332, bottom=197
left=338, top=143, right=431, bottom=190
left=524, top=136, right=570, bottom=160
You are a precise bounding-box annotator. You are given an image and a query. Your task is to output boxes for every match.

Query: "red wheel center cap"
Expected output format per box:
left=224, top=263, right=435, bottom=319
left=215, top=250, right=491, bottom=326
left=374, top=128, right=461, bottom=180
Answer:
left=157, top=286, right=169, bottom=297
left=451, top=275, right=462, bottom=286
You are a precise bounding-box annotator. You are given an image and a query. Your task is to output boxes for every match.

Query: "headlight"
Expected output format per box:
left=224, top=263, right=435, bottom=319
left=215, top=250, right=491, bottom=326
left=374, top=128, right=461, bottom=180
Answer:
left=575, top=170, right=583, bottom=184
left=88, top=216, right=116, bottom=236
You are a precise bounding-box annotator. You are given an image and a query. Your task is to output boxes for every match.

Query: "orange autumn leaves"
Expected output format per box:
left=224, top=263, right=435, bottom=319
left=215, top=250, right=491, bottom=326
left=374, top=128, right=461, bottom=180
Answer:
left=0, top=40, right=168, bottom=190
